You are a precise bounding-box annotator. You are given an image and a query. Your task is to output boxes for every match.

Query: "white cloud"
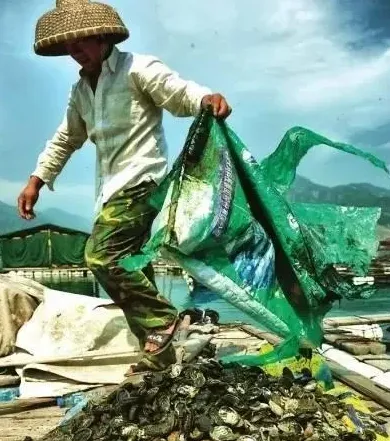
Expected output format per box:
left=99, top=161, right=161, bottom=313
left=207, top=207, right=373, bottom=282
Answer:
left=291, top=49, right=390, bottom=110
left=152, top=0, right=390, bottom=149
left=2, top=0, right=390, bottom=202
left=155, top=0, right=239, bottom=35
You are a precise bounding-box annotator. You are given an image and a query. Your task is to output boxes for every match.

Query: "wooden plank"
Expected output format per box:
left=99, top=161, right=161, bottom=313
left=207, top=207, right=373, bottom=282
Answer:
left=0, top=375, right=19, bottom=387
left=0, top=406, right=64, bottom=420
left=0, top=387, right=117, bottom=438
left=324, top=333, right=386, bottom=356
left=211, top=330, right=251, bottom=339
left=356, top=354, right=390, bottom=371
left=0, top=397, right=56, bottom=416
left=356, top=354, right=390, bottom=362
left=0, top=385, right=116, bottom=420
left=328, top=360, right=390, bottom=411
left=239, top=325, right=281, bottom=345
left=363, top=359, right=390, bottom=372
left=0, top=415, right=63, bottom=441
left=212, top=335, right=260, bottom=343
left=0, top=349, right=140, bottom=368
left=324, top=314, right=390, bottom=327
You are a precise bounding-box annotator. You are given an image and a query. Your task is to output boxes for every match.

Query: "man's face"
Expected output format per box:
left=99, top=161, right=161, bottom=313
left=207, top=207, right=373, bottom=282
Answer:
left=64, top=36, right=108, bottom=73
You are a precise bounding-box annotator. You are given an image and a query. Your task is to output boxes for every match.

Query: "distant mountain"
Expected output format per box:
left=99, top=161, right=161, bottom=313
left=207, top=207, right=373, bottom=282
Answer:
left=1, top=175, right=390, bottom=238
left=288, top=176, right=390, bottom=239
left=0, top=201, right=92, bottom=235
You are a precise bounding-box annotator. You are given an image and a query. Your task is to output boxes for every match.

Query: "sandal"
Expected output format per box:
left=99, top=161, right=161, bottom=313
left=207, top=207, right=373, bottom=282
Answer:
left=123, top=319, right=181, bottom=377
left=124, top=343, right=176, bottom=377
left=143, top=317, right=182, bottom=356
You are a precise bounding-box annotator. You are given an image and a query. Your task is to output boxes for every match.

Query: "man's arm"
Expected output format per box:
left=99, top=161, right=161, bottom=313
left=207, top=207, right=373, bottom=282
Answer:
left=32, top=87, right=88, bottom=190
left=133, top=55, right=231, bottom=118
left=18, top=87, right=87, bottom=219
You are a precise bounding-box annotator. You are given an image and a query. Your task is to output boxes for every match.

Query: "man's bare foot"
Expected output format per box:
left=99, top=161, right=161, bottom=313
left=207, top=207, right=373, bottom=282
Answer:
left=144, top=321, right=177, bottom=353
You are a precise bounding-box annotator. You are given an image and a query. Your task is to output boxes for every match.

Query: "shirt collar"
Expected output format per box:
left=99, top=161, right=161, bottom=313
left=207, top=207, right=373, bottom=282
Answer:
left=79, top=45, right=119, bottom=78
left=105, top=46, right=119, bottom=73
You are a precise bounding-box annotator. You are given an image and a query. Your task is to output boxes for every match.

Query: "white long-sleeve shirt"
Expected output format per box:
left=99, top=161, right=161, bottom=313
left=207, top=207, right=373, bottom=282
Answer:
left=32, top=46, right=211, bottom=212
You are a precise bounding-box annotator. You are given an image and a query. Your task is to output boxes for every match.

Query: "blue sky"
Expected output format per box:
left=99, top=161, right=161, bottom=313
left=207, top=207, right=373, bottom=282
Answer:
left=1, top=0, right=390, bottom=218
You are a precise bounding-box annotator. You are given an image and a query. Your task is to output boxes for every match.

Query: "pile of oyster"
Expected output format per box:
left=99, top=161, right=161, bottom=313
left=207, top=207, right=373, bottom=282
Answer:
left=40, top=360, right=388, bottom=441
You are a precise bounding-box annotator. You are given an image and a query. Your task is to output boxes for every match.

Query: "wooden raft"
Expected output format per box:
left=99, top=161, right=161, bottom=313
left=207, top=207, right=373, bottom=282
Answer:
left=0, top=324, right=390, bottom=441
left=0, top=326, right=265, bottom=441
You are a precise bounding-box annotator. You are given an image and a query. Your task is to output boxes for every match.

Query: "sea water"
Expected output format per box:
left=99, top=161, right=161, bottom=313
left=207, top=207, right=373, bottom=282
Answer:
left=43, top=274, right=390, bottom=325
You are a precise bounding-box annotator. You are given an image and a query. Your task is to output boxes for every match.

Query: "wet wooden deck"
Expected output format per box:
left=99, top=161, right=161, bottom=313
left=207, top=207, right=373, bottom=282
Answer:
left=1, top=406, right=66, bottom=441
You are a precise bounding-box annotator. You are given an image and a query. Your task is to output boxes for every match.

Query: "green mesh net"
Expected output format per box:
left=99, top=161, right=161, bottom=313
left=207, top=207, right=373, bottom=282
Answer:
left=120, top=109, right=389, bottom=365
left=0, top=228, right=88, bottom=268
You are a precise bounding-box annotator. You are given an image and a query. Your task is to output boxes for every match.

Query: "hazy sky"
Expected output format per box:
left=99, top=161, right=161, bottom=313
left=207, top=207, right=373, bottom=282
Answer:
left=1, top=0, right=390, bottom=218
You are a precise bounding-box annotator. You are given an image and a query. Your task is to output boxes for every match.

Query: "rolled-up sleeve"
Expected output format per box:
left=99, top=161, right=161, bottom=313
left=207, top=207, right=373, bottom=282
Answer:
left=133, top=55, right=212, bottom=117
left=31, top=85, right=88, bottom=190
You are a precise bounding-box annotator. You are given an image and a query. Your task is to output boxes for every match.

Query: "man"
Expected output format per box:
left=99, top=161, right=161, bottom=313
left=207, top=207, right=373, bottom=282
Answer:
left=17, top=0, right=231, bottom=374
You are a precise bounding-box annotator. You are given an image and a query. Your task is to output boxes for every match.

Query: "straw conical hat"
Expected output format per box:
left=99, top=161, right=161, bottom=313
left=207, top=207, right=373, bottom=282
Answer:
left=34, top=0, right=129, bottom=56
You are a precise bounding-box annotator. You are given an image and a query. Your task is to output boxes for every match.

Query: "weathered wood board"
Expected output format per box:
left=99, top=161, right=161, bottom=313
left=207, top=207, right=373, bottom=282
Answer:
left=325, top=332, right=386, bottom=356
left=0, top=405, right=65, bottom=440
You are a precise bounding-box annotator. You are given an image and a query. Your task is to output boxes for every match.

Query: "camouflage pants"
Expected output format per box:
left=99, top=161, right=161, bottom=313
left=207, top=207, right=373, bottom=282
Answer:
left=84, top=182, right=178, bottom=351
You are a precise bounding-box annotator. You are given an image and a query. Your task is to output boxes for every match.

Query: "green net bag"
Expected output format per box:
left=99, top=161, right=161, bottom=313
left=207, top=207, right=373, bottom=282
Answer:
left=120, top=109, right=389, bottom=365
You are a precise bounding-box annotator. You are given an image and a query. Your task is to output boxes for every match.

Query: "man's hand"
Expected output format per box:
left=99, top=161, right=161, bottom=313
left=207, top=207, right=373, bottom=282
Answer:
left=201, top=93, right=232, bottom=119
left=17, top=176, right=44, bottom=220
